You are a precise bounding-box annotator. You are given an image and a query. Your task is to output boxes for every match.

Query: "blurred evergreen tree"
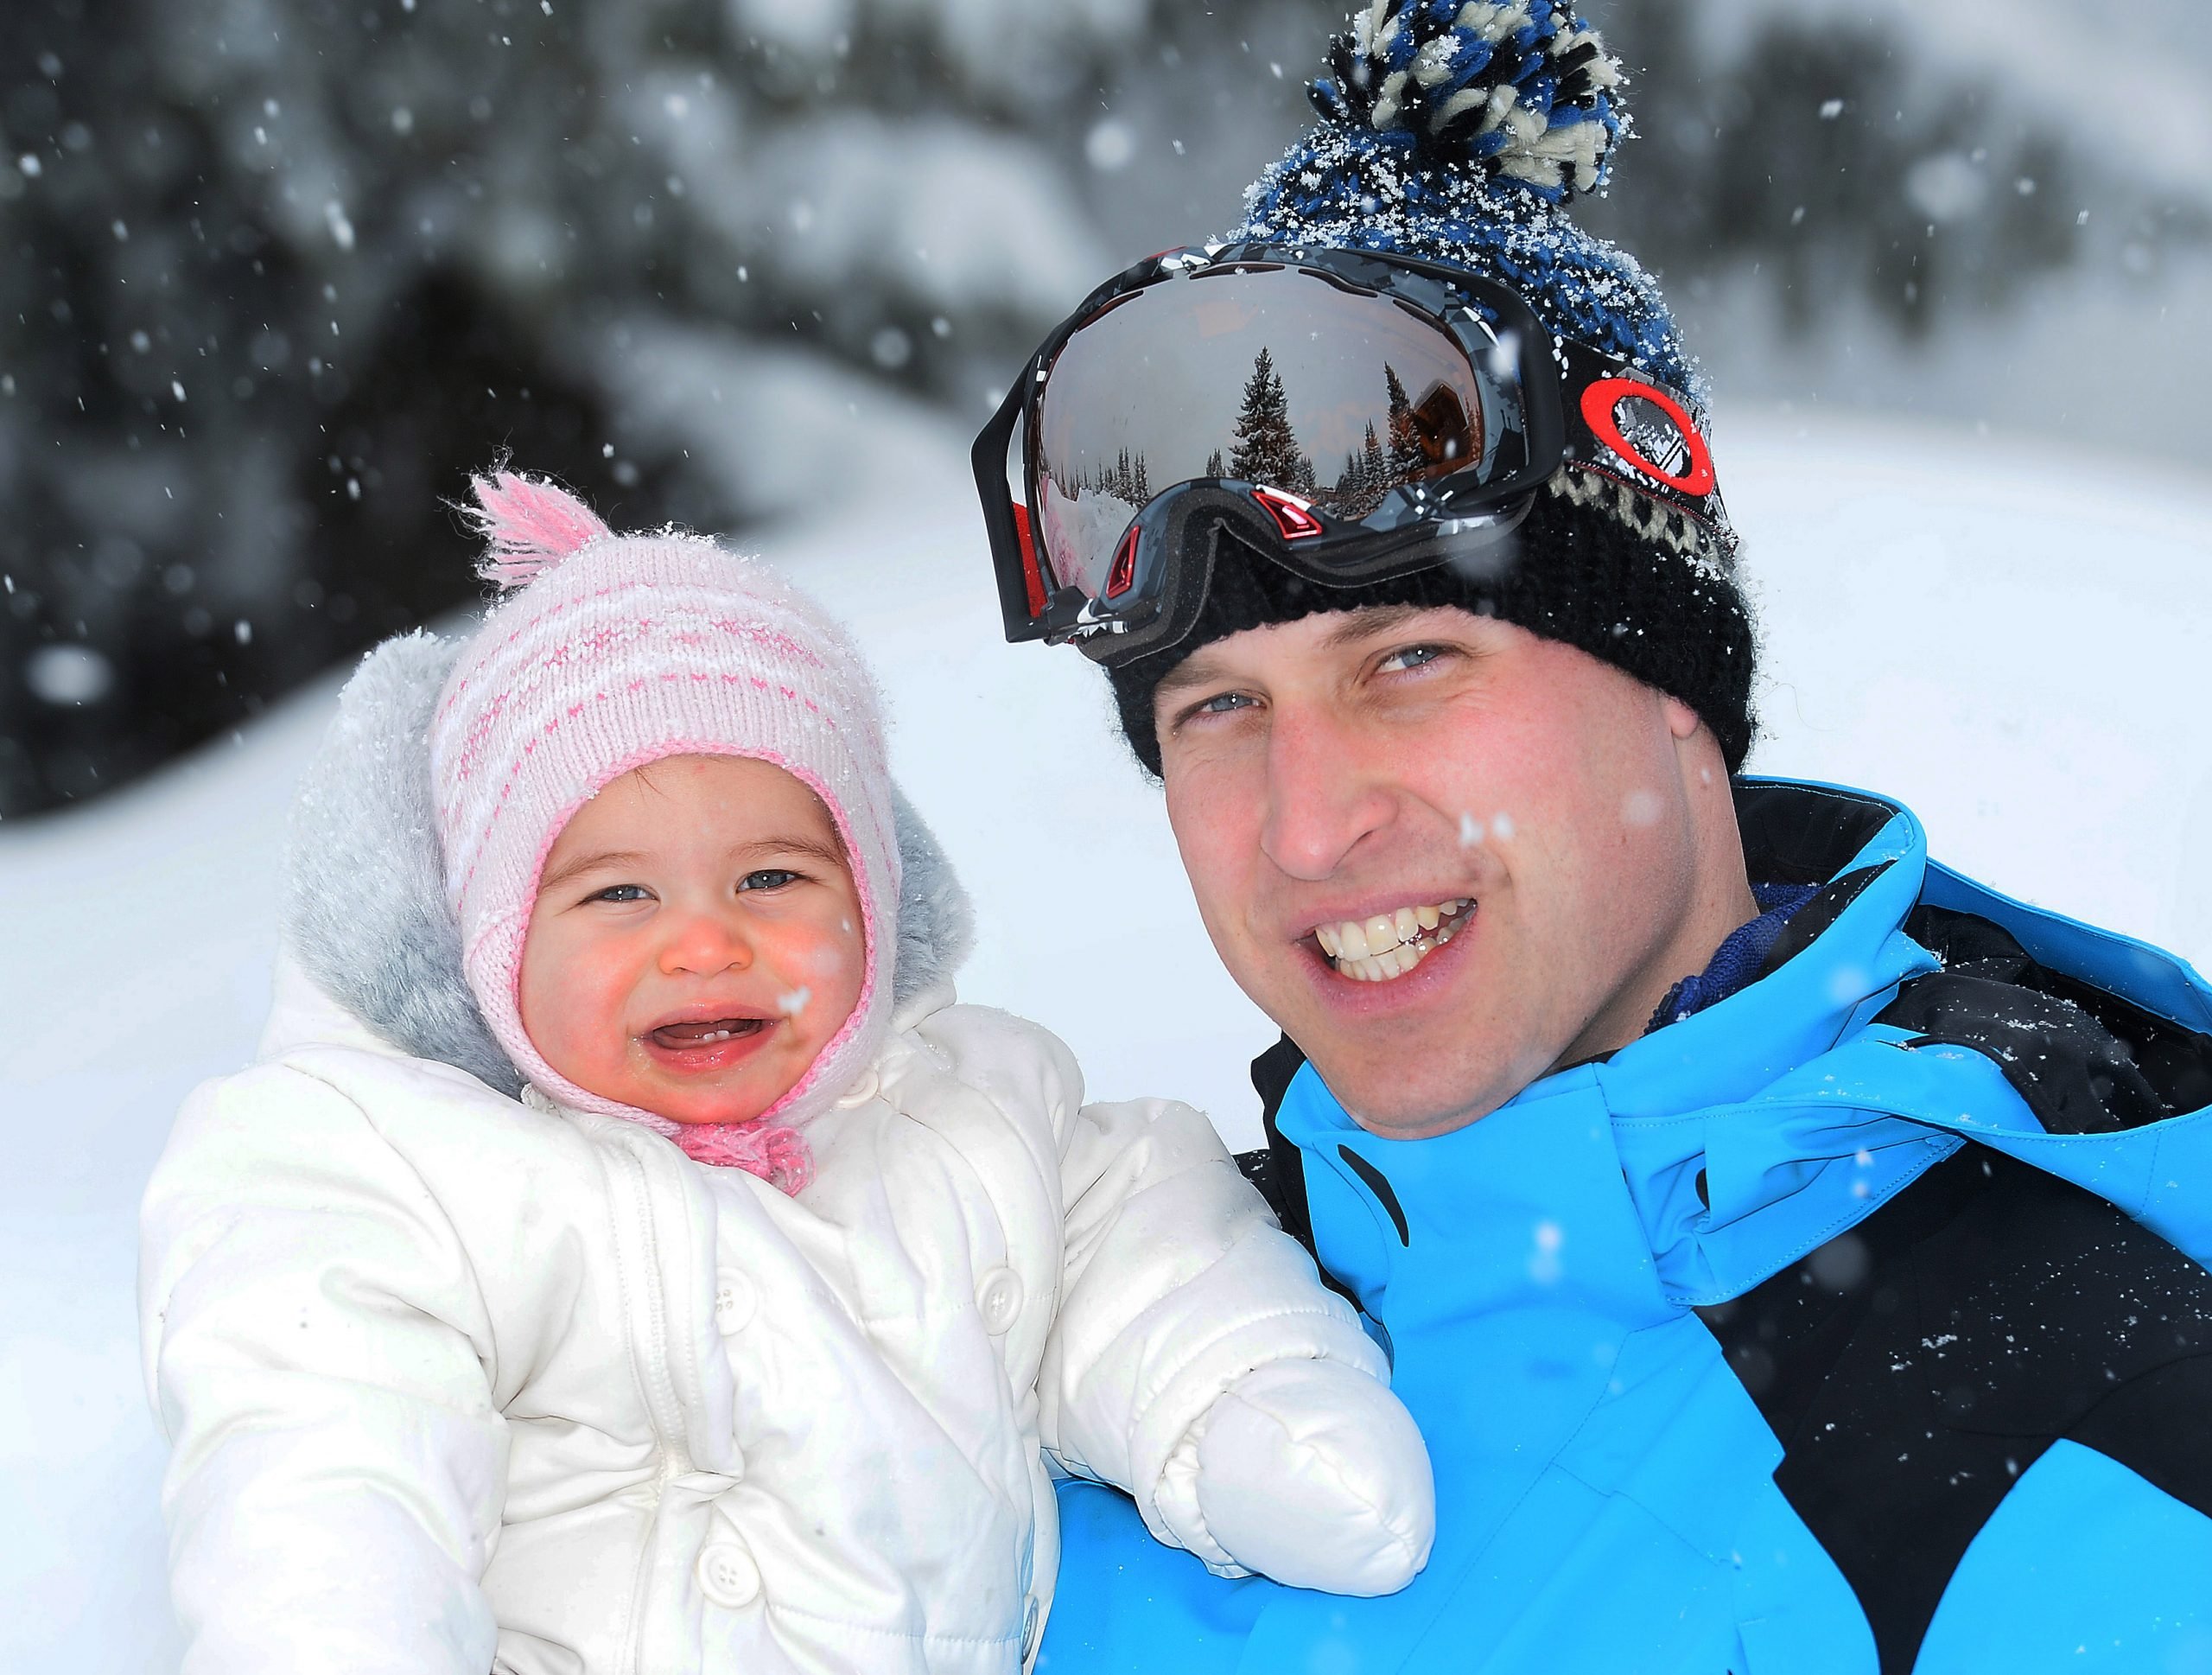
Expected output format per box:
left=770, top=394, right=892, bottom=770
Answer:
left=0, top=0, right=1190, bottom=814
left=0, top=0, right=2201, bottom=814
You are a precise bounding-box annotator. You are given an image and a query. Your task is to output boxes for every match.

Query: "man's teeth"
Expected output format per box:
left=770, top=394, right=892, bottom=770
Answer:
left=1314, top=899, right=1471, bottom=982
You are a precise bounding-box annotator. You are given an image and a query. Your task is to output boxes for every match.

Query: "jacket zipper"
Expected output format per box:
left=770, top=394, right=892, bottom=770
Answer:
left=604, top=1135, right=696, bottom=1675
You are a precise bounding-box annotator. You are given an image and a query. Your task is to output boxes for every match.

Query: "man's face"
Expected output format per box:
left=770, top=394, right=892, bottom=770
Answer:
left=1155, top=604, right=1725, bottom=1137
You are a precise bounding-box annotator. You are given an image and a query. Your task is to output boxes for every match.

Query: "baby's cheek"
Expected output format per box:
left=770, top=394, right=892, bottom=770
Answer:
left=523, top=938, right=636, bottom=1080
left=772, top=921, right=867, bottom=1036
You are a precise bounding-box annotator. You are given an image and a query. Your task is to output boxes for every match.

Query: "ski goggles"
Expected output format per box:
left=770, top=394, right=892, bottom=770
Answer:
left=974, top=243, right=1731, bottom=666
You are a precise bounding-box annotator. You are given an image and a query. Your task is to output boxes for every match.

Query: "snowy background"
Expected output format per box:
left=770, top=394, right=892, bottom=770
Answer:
left=6, top=0, right=2212, bottom=1668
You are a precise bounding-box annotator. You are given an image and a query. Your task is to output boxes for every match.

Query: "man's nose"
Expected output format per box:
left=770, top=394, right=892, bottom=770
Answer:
left=1257, top=704, right=1395, bottom=882
left=658, top=906, right=753, bottom=977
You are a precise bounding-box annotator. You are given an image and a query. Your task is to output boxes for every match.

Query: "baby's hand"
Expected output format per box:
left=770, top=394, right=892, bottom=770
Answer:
left=1188, top=1358, right=1435, bottom=1595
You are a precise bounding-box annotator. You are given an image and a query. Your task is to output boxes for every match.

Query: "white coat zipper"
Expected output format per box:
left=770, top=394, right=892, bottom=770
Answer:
left=599, top=1134, right=697, bottom=1675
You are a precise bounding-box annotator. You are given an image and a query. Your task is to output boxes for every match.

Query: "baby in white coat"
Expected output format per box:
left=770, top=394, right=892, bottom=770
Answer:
left=140, top=473, right=1432, bottom=1675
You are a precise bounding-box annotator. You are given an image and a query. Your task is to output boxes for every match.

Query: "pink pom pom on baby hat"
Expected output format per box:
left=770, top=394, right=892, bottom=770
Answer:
left=427, top=471, right=900, bottom=1193
left=463, top=470, right=614, bottom=588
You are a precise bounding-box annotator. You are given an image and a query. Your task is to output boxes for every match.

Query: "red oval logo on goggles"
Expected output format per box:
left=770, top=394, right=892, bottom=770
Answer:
left=1580, top=377, right=1716, bottom=498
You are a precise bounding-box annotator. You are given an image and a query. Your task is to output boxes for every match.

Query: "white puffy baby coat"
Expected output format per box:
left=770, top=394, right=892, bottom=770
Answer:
left=138, top=635, right=1383, bottom=1675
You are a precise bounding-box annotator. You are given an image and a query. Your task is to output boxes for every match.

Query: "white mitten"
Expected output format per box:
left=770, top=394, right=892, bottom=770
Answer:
left=1189, top=1358, right=1434, bottom=1595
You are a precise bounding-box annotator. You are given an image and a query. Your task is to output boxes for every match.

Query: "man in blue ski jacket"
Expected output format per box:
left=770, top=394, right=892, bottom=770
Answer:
left=972, top=5, right=2212, bottom=1671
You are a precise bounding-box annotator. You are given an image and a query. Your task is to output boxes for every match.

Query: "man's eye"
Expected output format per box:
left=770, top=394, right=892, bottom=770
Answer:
left=1376, top=644, right=1447, bottom=675
left=589, top=884, right=652, bottom=904
left=738, top=869, right=802, bottom=893
left=1195, top=691, right=1256, bottom=717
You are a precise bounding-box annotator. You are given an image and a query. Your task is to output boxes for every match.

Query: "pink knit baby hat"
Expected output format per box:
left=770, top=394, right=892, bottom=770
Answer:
left=427, top=471, right=900, bottom=1193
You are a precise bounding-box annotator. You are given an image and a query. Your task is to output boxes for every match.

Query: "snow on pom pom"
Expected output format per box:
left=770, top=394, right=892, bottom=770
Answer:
left=466, top=470, right=613, bottom=589
left=1308, top=0, right=1627, bottom=199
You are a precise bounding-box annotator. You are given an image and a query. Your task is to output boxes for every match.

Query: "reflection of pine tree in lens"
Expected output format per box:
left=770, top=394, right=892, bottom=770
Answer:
left=1384, top=364, right=1424, bottom=487
left=1078, top=447, right=1154, bottom=506
left=1228, top=347, right=1308, bottom=495
left=1325, top=418, right=1393, bottom=519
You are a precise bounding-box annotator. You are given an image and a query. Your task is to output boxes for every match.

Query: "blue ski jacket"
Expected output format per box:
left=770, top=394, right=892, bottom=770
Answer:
left=1040, top=780, right=2212, bottom=1675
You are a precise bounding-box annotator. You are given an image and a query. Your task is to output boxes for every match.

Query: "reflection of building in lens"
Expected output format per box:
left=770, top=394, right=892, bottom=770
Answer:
left=1317, top=361, right=1485, bottom=521
left=1409, top=382, right=1481, bottom=473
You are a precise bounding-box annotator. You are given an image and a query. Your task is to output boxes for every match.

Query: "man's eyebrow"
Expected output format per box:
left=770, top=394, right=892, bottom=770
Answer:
left=1153, top=649, right=1240, bottom=704
left=1153, top=604, right=1457, bottom=704
left=1318, top=602, right=1441, bottom=650
left=538, top=850, right=647, bottom=896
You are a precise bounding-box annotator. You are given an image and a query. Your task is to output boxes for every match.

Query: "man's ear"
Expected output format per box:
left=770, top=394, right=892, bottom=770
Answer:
left=1662, top=694, right=1704, bottom=742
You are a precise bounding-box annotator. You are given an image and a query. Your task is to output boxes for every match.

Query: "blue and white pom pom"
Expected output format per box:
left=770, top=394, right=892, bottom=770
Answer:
left=1232, top=0, right=1694, bottom=392
left=1310, top=0, right=1627, bottom=200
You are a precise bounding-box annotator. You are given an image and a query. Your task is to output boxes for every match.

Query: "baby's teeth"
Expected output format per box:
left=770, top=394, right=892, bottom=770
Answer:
left=1316, top=923, right=1344, bottom=959
left=1415, top=902, right=1441, bottom=932
left=1363, top=914, right=1398, bottom=952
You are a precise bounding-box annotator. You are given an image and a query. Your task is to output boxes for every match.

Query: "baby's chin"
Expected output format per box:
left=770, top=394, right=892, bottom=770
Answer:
left=658, top=1095, right=783, bottom=1127
left=627, top=1070, right=796, bottom=1129
left=545, top=1054, right=802, bottom=1128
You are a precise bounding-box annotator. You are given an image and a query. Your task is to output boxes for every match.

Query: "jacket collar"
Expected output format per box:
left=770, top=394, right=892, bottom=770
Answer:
left=1276, top=779, right=1958, bottom=1320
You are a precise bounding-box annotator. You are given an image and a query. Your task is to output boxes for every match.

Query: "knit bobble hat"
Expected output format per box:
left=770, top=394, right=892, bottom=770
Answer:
left=1106, top=0, right=1756, bottom=774
left=427, top=472, right=901, bottom=1193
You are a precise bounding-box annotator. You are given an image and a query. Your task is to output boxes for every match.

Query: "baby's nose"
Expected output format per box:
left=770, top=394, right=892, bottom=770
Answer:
left=659, top=909, right=753, bottom=976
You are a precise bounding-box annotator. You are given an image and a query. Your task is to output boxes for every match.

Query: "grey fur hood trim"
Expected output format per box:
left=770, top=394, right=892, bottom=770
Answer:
left=283, top=630, right=976, bottom=1092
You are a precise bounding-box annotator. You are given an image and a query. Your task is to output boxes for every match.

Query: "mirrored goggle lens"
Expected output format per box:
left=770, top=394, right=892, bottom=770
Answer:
left=1032, top=264, right=1526, bottom=602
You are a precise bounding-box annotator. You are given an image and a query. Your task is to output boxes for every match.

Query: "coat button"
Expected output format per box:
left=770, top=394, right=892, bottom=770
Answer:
left=714, top=1270, right=759, bottom=1335
left=976, top=1265, right=1024, bottom=1334
left=1020, top=1592, right=1041, bottom=1659
left=835, top=1067, right=881, bottom=1108
left=696, top=1540, right=761, bottom=1609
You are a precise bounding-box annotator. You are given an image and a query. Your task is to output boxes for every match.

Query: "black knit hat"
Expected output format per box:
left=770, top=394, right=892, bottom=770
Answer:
left=1102, top=0, right=1757, bottom=774
left=1108, top=483, right=1756, bottom=775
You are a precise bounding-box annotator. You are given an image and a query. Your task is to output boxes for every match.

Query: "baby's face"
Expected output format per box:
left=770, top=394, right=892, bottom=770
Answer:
left=518, top=754, right=867, bottom=1126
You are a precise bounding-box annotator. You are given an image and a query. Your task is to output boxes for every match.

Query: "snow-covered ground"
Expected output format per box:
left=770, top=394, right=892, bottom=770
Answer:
left=5, top=408, right=2209, bottom=1671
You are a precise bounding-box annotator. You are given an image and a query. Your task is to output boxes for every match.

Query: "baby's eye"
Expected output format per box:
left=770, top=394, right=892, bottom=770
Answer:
left=589, top=883, right=652, bottom=904
left=737, top=869, right=803, bottom=893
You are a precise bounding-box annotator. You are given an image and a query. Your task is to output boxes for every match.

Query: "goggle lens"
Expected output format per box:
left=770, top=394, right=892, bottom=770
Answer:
left=1031, top=263, right=1521, bottom=604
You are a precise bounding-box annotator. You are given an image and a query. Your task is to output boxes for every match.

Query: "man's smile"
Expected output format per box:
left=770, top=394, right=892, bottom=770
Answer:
left=1310, top=897, right=1474, bottom=983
